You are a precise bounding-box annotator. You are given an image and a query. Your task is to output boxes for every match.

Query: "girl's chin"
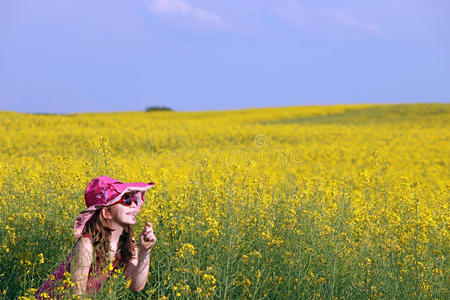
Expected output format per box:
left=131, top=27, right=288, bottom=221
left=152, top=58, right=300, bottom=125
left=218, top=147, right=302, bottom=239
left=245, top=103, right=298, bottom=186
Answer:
left=126, top=219, right=137, bottom=225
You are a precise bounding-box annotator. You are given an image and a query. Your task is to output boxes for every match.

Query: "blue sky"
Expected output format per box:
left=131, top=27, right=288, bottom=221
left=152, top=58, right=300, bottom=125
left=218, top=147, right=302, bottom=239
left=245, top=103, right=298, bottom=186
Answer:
left=1, top=0, right=449, bottom=113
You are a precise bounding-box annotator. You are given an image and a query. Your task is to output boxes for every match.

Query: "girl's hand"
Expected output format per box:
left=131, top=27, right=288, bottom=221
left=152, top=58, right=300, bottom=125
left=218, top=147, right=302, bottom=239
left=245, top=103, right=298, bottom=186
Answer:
left=139, top=222, right=157, bottom=252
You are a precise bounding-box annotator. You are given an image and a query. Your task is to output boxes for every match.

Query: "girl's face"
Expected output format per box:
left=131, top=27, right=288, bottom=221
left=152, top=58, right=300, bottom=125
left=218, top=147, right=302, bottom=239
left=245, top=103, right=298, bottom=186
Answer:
left=107, top=195, right=139, bottom=226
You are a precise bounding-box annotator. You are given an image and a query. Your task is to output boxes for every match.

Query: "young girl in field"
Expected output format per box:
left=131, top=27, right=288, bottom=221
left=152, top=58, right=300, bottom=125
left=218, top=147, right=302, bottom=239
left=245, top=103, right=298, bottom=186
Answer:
left=36, top=176, right=157, bottom=299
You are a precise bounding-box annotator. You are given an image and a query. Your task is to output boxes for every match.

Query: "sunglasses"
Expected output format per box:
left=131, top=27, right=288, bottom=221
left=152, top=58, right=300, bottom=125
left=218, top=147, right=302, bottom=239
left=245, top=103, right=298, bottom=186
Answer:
left=113, top=193, right=138, bottom=207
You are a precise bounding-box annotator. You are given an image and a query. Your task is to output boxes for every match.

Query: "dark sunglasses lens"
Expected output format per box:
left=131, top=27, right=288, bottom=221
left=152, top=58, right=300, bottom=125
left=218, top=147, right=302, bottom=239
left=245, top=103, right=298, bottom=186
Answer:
left=123, top=195, right=137, bottom=206
left=123, top=196, right=132, bottom=206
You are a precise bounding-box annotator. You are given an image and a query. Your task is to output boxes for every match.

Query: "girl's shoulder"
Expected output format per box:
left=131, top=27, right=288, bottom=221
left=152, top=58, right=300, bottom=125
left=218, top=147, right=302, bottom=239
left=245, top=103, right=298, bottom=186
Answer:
left=73, top=234, right=94, bottom=257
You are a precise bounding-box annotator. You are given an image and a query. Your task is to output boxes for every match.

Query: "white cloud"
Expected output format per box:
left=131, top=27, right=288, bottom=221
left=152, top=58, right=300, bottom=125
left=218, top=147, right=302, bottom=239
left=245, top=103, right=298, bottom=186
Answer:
left=147, top=0, right=224, bottom=27
left=272, top=1, right=380, bottom=35
left=331, top=8, right=379, bottom=33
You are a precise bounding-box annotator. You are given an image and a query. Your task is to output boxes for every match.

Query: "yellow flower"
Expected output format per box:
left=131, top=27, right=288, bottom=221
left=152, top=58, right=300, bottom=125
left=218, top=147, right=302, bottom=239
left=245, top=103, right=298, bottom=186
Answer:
left=125, top=279, right=132, bottom=288
left=38, top=253, right=44, bottom=264
left=202, top=274, right=216, bottom=286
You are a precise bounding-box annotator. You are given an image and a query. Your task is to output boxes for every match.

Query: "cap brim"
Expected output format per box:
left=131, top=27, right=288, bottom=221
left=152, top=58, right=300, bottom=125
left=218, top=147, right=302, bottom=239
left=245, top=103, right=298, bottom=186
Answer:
left=107, top=182, right=155, bottom=209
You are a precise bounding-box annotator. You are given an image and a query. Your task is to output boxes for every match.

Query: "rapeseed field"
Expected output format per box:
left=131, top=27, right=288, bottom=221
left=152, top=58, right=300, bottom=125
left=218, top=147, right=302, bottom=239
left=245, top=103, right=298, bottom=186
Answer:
left=0, top=103, right=448, bottom=299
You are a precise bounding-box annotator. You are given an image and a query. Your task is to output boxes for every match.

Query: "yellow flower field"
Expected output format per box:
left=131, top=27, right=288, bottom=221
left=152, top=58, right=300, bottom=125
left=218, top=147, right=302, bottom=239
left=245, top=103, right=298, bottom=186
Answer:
left=0, top=103, right=448, bottom=299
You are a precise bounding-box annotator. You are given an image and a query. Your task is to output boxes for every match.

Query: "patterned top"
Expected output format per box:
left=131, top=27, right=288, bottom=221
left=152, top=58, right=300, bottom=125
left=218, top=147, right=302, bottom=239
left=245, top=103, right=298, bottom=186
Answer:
left=35, top=233, right=123, bottom=299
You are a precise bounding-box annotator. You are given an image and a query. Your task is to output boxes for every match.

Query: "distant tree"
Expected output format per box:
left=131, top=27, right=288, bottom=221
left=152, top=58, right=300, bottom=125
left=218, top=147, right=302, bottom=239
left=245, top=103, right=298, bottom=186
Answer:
left=145, top=106, right=174, bottom=112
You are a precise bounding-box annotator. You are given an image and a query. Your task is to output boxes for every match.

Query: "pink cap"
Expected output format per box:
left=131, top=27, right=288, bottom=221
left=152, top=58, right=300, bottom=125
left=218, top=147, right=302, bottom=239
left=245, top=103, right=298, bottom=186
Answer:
left=73, top=176, right=155, bottom=238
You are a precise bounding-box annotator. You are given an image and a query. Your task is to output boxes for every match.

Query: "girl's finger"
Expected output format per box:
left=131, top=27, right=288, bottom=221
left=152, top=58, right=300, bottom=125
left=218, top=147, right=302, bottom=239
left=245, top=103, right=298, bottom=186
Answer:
left=145, top=222, right=153, bottom=231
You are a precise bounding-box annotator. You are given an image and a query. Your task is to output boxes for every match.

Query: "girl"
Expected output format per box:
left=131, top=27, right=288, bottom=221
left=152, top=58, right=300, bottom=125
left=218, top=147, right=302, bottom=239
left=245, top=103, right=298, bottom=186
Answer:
left=36, top=175, right=157, bottom=298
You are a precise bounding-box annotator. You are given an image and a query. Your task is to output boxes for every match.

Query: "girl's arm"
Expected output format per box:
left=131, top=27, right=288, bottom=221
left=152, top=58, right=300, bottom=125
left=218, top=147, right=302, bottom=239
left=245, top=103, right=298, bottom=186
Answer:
left=125, top=222, right=156, bottom=292
left=70, top=237, right=94, bottom=296
left=124, top=248, right=152, bottom=291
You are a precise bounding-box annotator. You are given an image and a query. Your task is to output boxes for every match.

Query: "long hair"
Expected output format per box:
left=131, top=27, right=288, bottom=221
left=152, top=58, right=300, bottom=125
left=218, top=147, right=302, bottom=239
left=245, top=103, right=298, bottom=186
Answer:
left=82, top=208, right=135, bottom=269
